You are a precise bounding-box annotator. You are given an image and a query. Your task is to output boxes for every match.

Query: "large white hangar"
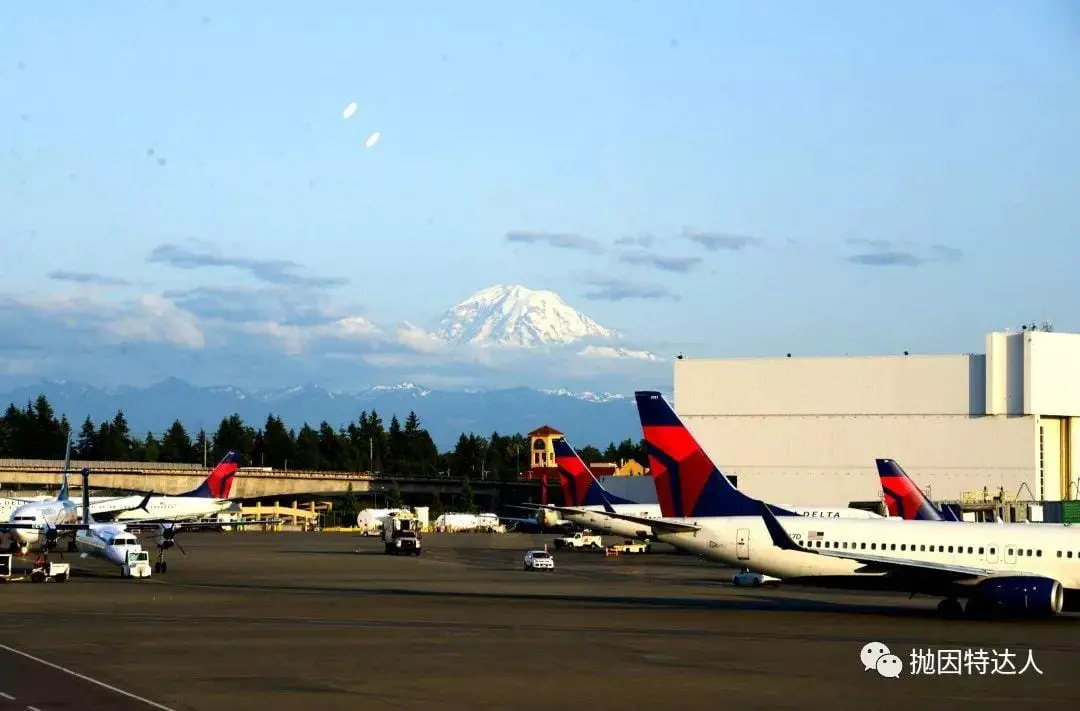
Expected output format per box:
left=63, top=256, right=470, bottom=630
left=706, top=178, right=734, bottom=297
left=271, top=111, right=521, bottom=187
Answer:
left=673, top=330, right=1080, bottom=513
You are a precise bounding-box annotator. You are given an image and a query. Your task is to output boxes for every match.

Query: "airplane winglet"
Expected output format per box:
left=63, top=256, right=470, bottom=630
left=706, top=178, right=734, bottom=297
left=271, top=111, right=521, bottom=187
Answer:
left=758, top=501, right=803, bottom=552
left=136, top=492, right=154, bottom=512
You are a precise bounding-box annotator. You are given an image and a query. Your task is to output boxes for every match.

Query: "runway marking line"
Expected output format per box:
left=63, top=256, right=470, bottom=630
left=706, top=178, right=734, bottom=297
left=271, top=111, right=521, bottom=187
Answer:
left=27, top=706, right=41, bottom=711
left=0, top=643, right=177, bottom=711
left=0, top=692, right=12, bottom=699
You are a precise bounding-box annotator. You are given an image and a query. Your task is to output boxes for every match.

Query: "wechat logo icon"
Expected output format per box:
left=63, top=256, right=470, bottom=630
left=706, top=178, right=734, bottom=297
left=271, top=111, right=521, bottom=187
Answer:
left=860, top=641, right=903, bottom=678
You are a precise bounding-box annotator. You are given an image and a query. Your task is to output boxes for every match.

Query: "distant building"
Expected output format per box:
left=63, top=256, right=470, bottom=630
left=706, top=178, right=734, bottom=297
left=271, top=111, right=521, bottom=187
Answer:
left=674, top=330, right=1080, bottom=511
left=527, top=425, right=564, bottom=469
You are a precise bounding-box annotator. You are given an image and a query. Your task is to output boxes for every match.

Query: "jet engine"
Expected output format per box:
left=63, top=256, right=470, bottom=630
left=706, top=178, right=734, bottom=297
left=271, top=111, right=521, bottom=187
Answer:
left=969, top=576, right=1065, bottom=617
left=535, top=508, right=561, bottom=529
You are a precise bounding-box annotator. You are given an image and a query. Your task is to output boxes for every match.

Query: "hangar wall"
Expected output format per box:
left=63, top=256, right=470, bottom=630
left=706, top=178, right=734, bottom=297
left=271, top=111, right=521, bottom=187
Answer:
left=675, top=414, right=1035, bottom=507
left=674, top=331, right=1080, bottom=508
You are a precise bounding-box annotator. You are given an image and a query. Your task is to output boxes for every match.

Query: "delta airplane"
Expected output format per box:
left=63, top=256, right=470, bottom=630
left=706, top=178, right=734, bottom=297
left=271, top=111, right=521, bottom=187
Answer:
left=876, top=458, right=961, bottom=522
left=87, top=451, right=241, bottom=524
left=593, top=391, right=1080, bottom=618
left=529, top=437, right=883, bottom=541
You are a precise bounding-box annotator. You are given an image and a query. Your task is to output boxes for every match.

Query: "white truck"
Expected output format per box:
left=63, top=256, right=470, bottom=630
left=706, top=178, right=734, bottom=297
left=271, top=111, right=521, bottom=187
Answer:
left=121, top=550, right=153, bottom=578
left=383, top=515, right=423, bottom=556
left=607, top=540, right=651, bottom=555
left=553, top=531, right=603, bottom=550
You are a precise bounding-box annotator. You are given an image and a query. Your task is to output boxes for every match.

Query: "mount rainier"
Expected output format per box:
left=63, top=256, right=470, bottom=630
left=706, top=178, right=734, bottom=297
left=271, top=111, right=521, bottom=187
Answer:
left=434, top=285, right=617, bottom=348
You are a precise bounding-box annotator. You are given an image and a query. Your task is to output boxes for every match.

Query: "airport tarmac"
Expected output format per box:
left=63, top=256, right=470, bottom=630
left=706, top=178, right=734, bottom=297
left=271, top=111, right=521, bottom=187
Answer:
left=0, top=532, right=1077, bottom=711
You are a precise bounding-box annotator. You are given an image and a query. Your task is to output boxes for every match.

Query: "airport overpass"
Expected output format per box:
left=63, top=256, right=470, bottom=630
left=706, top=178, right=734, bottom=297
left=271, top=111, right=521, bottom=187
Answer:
left=0, top=458, right=547, bottom=501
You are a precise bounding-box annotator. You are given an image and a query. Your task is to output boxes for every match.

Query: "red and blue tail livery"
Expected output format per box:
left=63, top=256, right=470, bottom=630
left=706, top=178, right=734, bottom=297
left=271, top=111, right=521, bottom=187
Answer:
left=876, top=458, right=959, bottom=522
left=634, top=391, right=798, bottom=518
left=552, top=438, right=635, bottom=507
left=180, top=451, right=240, bottom=499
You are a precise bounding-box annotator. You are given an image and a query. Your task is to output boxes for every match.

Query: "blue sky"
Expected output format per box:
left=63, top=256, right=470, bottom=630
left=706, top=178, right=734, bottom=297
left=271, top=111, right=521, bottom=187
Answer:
left=1, top=1, right=1078, bottom=392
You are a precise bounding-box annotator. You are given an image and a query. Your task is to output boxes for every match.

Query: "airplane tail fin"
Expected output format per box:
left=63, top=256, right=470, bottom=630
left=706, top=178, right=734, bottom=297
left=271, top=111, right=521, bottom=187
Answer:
left=552, top=439, right=635, bottom=507
left=58, top=436, right=72, bottom=502
left=634, top=391, right=796, bottom=518
left=875, top=458, right=949, bottom=521
left=181, top=451, right=240, bottom=498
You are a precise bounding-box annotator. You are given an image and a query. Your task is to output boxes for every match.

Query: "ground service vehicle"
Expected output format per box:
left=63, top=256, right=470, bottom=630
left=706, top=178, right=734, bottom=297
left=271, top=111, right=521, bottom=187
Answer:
left=553, top=531, right=602, bottom=550
left=383, top=515, right=423, bottom=555
left=524, top=550, right=554, bottom=570
left=608, top=540, right=650, bottom=554
left=31, top=561, right=70, bottom=583
left=122, top=550, right=153, bottom=578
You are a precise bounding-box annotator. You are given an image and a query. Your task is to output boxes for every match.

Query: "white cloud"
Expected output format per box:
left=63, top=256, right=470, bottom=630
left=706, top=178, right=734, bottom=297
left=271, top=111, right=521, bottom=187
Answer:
left=578, top=345, right=662, bottom=361
left=106, top=294, right=205, bottom=349
left=0, top=282, right=669, bottom=392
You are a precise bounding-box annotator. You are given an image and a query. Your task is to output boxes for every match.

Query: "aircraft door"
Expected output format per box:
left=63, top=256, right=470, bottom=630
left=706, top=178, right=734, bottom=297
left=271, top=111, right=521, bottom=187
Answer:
left=986, top=543, right=999, bottom=564
left=1004, top=544, right=1017, bottom=565
left=736, top=528, right=750, bottom=560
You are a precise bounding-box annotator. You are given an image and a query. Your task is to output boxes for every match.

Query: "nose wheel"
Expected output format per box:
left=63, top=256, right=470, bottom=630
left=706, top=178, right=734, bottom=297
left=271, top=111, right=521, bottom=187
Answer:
left=154, top=546, right=170, bottom=574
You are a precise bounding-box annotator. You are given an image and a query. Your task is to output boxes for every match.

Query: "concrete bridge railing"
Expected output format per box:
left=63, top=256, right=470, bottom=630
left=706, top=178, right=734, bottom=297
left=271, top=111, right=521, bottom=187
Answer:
left=0, top=459, right=539, bottom=499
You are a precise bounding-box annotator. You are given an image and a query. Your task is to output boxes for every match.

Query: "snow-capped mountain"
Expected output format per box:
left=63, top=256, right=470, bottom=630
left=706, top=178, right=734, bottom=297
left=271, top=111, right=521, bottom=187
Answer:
left=0, top=379, right=663, bottom=451
left=433, top=285, right=617, bottom=348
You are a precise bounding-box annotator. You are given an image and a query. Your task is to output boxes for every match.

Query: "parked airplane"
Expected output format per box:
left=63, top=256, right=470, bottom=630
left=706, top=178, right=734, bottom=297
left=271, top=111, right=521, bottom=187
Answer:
left=0, top=440, right=150, bottom=555
left=876, top=458, right=960, bottom=521
left=88, top=451, right=241, bottom=523
left=68, top=467, right=278, bottom=576
left=594, top=391, right=1080, bottom=618
left=531, top=437, right=882, bottom=541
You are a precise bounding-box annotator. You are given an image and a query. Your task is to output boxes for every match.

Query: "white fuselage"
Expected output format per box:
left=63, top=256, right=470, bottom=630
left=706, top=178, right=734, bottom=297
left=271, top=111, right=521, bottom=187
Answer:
left=654, top=515, right=1080, bottom=592
left=559, top=504, right=882, bottom=540
left=92, top=495, right=231, bottom=522
left=6, top=500, right=80, bottom=546
left=74, top=523, right=147, bottom=568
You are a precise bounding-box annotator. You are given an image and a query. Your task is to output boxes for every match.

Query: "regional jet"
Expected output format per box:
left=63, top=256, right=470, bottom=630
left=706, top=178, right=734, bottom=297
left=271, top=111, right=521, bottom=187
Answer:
left=87, top=451, right=242, bottom=524
left=592, top=391, right=1080, bottom=618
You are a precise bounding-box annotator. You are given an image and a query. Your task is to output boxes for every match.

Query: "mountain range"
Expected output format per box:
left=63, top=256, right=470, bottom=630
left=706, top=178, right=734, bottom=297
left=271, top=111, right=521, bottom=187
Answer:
left=0, top=378, right=672, bottom=452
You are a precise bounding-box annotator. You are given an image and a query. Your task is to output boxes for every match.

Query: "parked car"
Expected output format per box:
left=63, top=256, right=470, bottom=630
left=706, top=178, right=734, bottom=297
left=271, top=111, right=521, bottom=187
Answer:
left=731, top=568, right=780, bottom=587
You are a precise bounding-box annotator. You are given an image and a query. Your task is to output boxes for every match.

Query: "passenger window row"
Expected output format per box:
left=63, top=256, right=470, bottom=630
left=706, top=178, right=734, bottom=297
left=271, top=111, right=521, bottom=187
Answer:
left=798, top=539, right=1079, bottom=560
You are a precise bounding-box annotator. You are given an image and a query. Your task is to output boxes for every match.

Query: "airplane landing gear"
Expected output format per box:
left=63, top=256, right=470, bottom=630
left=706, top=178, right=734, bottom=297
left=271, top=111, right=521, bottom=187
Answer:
left=154, top=547, right=169, bottom=574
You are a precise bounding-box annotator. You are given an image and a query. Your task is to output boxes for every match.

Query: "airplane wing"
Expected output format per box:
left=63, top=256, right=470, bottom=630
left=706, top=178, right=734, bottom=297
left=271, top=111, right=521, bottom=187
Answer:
left=123, top=518, right=281, bottom=531
left=756, top=501, right=1030, bottom=582
left=0, top=522, right=93, bottom=531
left=540, top=504, right=702, bottom=535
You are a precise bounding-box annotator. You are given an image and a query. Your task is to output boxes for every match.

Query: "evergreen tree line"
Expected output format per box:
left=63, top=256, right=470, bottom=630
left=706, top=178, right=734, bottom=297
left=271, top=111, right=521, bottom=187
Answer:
left=0, top=395, right=648, bottom=482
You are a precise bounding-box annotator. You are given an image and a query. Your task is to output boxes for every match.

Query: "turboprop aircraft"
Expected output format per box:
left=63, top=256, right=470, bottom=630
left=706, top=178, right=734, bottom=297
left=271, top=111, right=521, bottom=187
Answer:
left=590, top=391, right=1080, bottom=618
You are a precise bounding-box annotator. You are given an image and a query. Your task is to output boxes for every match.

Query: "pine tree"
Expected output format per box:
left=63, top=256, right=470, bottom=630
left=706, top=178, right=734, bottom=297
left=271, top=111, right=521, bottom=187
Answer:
left=159, top=420, right=194, bottom=463
left=75, top=416, right=98, bottom=459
